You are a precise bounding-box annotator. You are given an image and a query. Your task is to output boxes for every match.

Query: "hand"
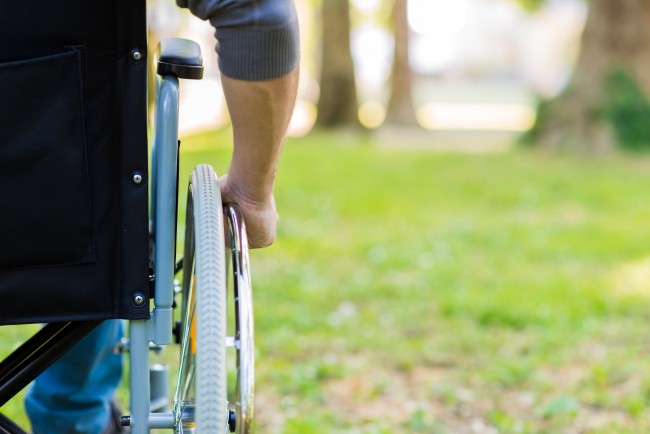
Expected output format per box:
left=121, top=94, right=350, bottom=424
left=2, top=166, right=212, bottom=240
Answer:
left=218, top=174, right=279, bottom=249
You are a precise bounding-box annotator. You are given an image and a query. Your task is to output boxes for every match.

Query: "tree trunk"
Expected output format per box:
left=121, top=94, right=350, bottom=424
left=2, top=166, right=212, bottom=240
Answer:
left=529, top=0, right=650, bottom=153
left=384, top=0, right=418, bottom=126
left=315, top=0, right=361, bottom=128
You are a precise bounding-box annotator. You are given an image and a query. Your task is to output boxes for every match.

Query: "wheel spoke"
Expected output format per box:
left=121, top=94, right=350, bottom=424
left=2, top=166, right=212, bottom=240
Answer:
left=175, top=264, right=196, bottom=410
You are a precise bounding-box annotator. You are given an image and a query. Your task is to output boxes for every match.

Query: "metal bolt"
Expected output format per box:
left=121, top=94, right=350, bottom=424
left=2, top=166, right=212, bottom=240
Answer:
left=120, top=416, right=130, bottom=427
left=130, top=49, right=143, bottom=63
left=131, top=171, right=144, bottom=185
left=133, top=292, right=146, bottom=307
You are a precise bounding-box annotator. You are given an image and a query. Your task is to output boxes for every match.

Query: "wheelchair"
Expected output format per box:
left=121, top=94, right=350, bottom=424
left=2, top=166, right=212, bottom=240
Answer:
left=0, top=4, right=254, bottom=433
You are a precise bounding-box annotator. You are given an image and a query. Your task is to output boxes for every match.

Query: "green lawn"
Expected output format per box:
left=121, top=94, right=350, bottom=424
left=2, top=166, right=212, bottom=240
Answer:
left=4, top=129, right=650, bottom=433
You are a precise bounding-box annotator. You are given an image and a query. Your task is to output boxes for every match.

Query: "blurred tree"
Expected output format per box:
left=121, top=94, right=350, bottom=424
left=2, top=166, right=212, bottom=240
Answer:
left=315, top=0, right=361, bottom=128
left=524, top=0, right=650, bottom=152
left=384, top=0, right=418, bottom=126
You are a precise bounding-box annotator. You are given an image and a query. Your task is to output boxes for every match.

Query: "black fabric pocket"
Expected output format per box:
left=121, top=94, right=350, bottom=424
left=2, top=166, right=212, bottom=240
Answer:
left=0, top=48, right=94, bottom=269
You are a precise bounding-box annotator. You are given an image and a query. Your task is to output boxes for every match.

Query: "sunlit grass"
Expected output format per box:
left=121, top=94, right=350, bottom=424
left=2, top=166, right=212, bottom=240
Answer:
left=3, top=129, right=650, bottom=433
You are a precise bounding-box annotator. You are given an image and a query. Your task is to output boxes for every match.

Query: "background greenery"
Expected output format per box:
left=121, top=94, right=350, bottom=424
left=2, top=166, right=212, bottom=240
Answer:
left=4, top=129, right=650, bottom=433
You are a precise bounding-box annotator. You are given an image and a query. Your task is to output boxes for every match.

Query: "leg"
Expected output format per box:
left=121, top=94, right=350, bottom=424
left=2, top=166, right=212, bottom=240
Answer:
left=25, top=320, right=123, bottom=434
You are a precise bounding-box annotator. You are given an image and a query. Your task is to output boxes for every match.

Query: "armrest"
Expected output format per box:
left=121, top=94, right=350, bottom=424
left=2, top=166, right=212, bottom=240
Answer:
left=156, top=38, right=204, bottom=80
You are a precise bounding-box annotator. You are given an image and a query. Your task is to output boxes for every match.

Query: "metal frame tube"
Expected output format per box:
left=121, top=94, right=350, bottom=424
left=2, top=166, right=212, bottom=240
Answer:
left=0, top=321, right=101, bottom=407
left=148, top=413, right=175, bottom=429
left=0, top=412, right=28, bottom=434
left=152, top=74, right=180, bottom=346
left=128, top=73, right=181, bottom=434
left=128, top=320, right=151, bottom=434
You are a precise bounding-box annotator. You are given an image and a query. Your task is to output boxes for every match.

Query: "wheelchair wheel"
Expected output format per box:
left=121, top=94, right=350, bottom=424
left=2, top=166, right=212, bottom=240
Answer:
left=175, top=164, right=227, bottom=433
left=225, top=205, right=255, bottom=434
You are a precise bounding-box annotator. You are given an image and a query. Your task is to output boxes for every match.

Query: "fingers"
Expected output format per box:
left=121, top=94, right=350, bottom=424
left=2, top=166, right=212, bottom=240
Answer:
left=219, top=174, right=279, bottom=249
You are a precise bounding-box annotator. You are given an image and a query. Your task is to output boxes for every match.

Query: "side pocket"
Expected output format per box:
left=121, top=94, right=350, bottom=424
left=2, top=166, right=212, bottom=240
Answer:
left=0, top=48, right=94, bottom=269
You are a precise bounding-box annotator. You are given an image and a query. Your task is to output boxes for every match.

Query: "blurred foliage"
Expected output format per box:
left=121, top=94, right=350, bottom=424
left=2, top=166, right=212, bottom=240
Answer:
left=516, top=96, right=549, bottom=148
left=515, top=0, right=546, bottom=12
left=603, top=68, right=650, bottom=151
left=520, top=68, right=650, bottom=152
left=350, top=0, right=393, bottom=28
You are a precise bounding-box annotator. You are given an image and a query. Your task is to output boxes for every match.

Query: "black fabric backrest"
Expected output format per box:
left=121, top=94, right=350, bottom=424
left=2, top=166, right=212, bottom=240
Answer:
left=0, top=0, right=150, bottom=324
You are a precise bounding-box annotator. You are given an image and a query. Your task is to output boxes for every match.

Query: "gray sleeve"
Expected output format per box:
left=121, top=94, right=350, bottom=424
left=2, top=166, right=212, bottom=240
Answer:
left=177, top=0, right=300, bottom=81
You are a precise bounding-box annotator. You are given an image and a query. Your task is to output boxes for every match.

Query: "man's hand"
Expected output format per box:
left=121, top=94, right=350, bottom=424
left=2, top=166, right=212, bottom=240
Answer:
left=219, top=174, right=279, bottom=249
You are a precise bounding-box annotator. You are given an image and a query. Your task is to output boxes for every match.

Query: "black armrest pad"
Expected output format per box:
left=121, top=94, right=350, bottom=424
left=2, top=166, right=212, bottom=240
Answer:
left=156, top=38, right=203, bottom=80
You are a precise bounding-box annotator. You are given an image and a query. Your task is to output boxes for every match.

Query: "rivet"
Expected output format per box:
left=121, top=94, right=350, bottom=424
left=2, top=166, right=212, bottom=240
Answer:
left=133, top=292, right=146, bottom=307
left=130, top=49, right=143, bottom=63
left=131, top=171, right=144, bottom=186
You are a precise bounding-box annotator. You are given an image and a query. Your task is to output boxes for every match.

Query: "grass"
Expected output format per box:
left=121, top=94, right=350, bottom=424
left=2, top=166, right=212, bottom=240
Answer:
left=4, top=128, right=650, bottom=433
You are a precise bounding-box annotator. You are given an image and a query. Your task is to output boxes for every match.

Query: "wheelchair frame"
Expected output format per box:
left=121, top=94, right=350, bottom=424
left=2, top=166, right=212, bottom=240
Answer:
left=0, top=38, right=254, bottom=434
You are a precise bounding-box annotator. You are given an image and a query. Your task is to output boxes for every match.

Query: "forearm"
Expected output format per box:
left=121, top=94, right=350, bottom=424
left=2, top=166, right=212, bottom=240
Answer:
left=221, top=68, right=299, bottom=204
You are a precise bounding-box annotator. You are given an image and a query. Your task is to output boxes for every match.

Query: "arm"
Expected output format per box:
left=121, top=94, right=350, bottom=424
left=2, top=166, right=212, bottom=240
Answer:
left=179, top=0, right=300, bottom=247
left=218, top=69, right=299, bottom=248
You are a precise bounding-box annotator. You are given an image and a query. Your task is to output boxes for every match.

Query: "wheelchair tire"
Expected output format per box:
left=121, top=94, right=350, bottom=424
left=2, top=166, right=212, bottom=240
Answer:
left=175, top=164, right=227, bottom=433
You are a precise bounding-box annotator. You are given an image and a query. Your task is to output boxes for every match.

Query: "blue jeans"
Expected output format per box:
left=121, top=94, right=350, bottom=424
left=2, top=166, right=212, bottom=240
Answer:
left=25, top=320, right=124, bottom=434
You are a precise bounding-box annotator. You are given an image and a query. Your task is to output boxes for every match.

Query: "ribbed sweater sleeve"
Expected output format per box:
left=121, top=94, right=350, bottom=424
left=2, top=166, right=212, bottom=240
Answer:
left=177, top=0, right=300, bottom=81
